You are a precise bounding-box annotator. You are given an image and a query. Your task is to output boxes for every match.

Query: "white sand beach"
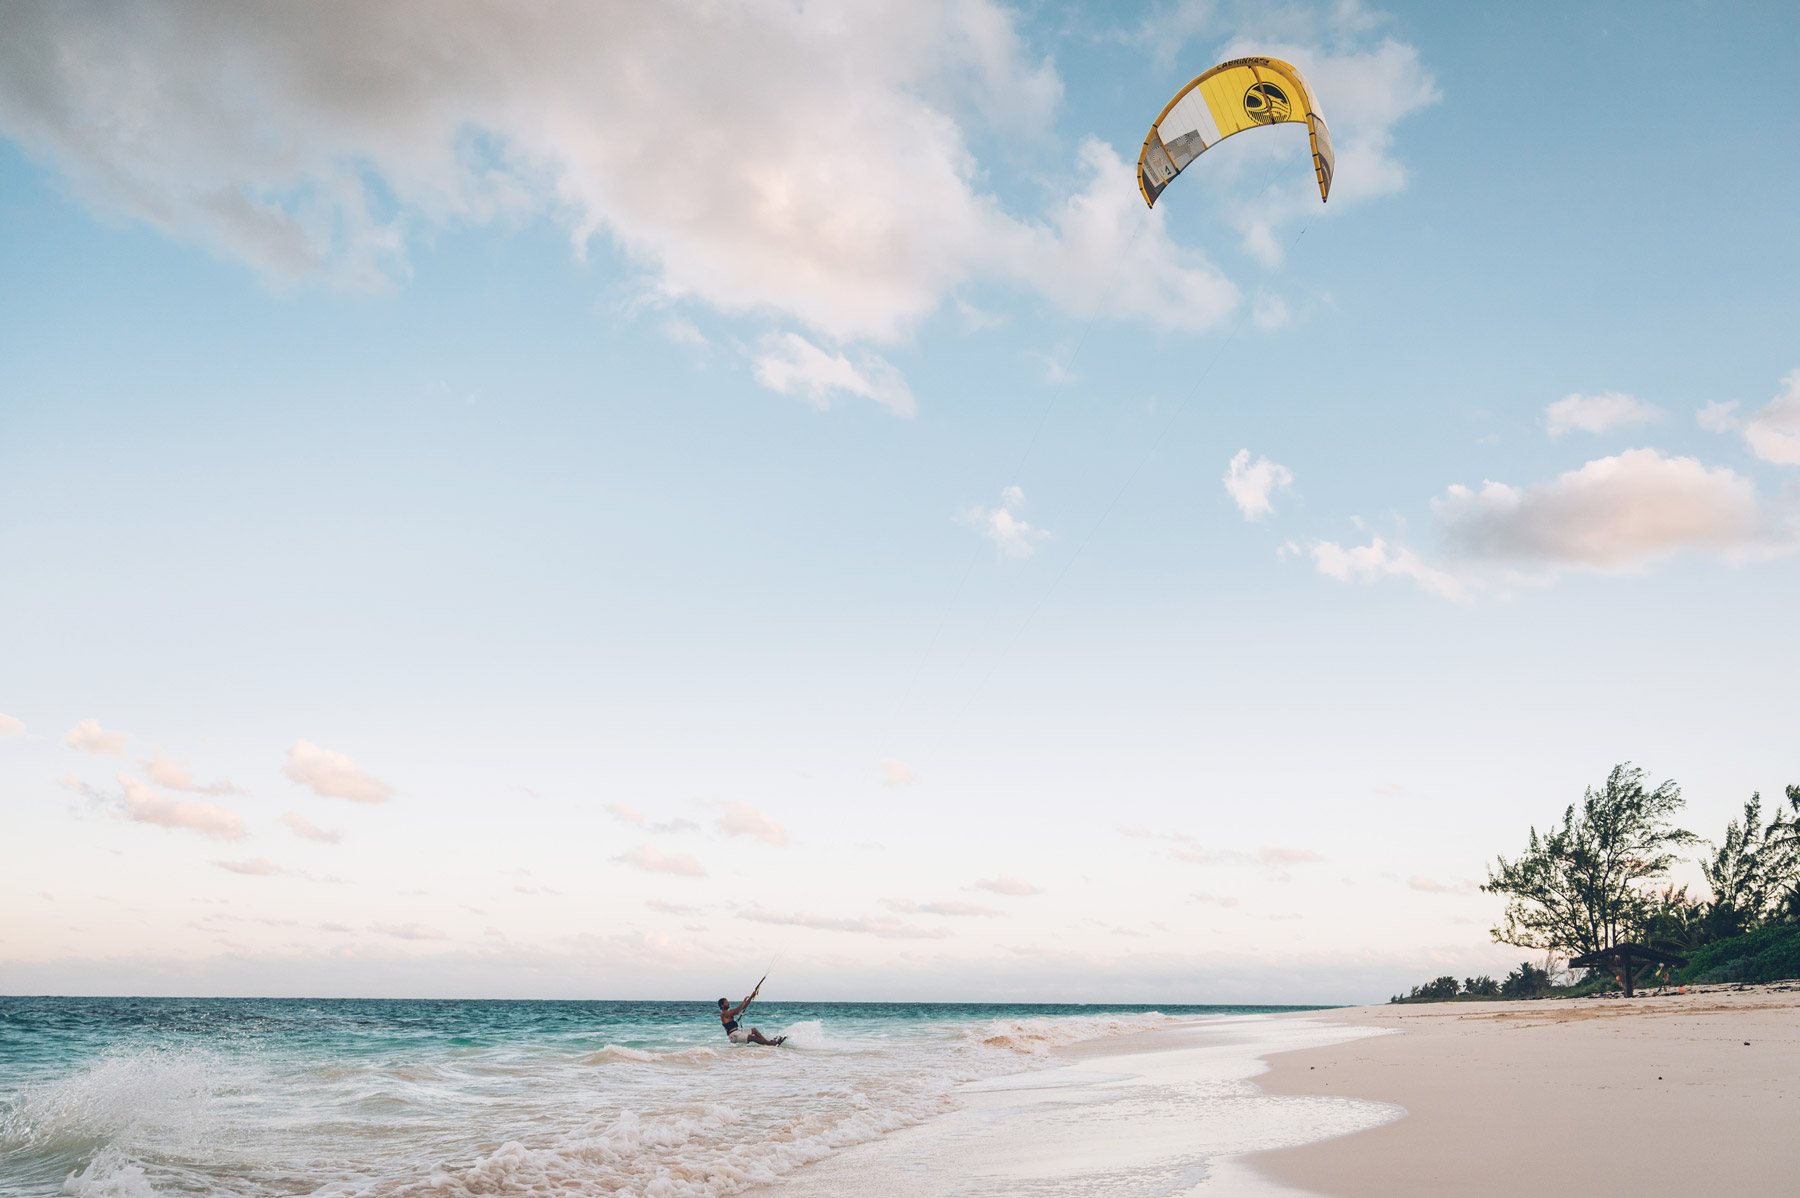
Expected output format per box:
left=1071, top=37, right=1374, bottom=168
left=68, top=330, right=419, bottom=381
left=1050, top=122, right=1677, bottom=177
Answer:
left=748, top=985, right=1800, bottom=1197
left=1250, top=984, right=1800, bottom=1196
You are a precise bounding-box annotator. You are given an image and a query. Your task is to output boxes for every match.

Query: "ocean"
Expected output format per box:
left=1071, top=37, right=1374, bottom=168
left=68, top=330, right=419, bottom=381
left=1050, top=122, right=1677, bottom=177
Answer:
left=0, top=997, right=1323, bottom=1197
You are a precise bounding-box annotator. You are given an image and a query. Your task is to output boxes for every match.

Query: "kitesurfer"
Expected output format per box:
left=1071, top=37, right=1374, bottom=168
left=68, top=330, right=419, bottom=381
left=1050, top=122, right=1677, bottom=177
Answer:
left=718, top=995, right=783, bottom=1045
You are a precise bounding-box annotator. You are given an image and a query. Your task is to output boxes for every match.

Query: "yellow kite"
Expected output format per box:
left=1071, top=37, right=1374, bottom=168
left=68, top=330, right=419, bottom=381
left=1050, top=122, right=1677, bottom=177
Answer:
left=1137, top=56, right=1334, bottom=207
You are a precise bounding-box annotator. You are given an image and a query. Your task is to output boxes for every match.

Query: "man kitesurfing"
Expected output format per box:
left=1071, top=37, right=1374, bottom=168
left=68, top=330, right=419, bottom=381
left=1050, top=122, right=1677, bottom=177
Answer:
left=718, top=971, right=784, bottom=1046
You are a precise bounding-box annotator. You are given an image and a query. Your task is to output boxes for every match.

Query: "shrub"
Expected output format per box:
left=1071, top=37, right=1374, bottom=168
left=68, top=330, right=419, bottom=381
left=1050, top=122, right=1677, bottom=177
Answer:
left=1679, top=925, right=1800, bottom=985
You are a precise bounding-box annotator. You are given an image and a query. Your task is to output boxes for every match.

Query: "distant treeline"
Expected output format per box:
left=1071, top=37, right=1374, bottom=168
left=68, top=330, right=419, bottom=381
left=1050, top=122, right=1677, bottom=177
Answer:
left=1393, top=766, right=1800, bottom=1003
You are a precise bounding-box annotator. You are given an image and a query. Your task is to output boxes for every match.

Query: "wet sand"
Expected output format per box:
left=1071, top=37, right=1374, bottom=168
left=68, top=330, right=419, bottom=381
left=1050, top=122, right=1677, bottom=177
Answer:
left=1249, top=984, right=1800, bottom=1197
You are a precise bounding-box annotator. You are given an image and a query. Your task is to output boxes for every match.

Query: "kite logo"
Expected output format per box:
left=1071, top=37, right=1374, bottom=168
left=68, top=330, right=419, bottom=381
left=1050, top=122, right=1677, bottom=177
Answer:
left=1243, top=82, right=1290, bottom=124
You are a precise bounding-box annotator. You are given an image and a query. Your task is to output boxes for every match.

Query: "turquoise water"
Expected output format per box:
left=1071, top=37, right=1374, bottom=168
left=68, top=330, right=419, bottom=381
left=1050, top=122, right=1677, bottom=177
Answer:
left=0, top=998, right=1318, bottom=1197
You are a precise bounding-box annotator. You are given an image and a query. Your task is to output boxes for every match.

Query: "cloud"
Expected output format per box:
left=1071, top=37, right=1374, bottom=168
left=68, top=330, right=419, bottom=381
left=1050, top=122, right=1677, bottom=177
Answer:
left=1012, top=138, right=1238, bottom=332
left=1545, top=391, right=1661, bottom=436
left=373, top=922, right=448, bottom=941
left=741, top=908, right=951, bottom=939
left=881, top=759, right=919, bottom=787
left=975, top=876, right=1042, bottom=896
left=617, top=844, right=706, bottom=877
left=64, top=719, right=126, bottom=755
left=751, top=333, right=915, bottom=417
left=960, top=486, right=1051, bottom=558
left=1696, top=400, right=1740, bottom=433
left=1310, top=536, right=1475, bottom=603
left=213, top=858, right=286, bottom=876
left=1741, top=369, right=1800, bottom=465
left=118, top=775, right=248, bottom=841
left=143, top=750, right=245, bottom=796
left=883, top=898, right=1005, bottom=917
left=1191, top=892, right=1240, bottom=908
left=1251, top=292, right=1291, bottom=332
left=646, top=898, right=699, bottom=916
left=279, top=811, right=343, bottom=844
left=1208, top=35, right=1442, bottom=264
left=283, top=741, right=395, bottom=803
left=1258, top=846, right=1326, bottom=866
left=715, top=800, right=787, bottom=846
left=0, top=713, right=21, bottom=737
left=607, top=802, right=646, bottom=826
left=1407, top=874, right=1475, bottom=894
left=0, top=1, right=1251, bottom=352
left=1435, top=449, right=1789, bottom=569
left=1223, top=449, right=1294, bottom=521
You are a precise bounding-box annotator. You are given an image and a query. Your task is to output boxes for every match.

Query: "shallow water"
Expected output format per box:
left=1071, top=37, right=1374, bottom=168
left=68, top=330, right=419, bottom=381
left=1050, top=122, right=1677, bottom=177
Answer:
left=0, top=998, right=1317, bottom=1197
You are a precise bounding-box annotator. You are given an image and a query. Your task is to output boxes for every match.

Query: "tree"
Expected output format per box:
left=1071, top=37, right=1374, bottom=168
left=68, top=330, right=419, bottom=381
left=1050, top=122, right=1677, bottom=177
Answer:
left=1698, top=793, right=1787, bottom=939
left=1499, top=961, right=1551, bottom=998
left=1464, top=974, right=1500, bottom=997
left=1483, top=764, right=1696, bottom=957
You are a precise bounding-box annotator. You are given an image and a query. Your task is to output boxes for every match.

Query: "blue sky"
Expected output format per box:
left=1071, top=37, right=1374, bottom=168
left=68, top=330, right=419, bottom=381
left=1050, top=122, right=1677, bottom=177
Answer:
left=2, top=0, right=1797, bottom=1003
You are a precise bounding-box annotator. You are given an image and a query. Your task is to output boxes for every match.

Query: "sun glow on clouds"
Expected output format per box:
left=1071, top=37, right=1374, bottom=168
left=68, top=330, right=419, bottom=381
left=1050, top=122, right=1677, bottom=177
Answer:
left=617, top=844, right=707, bottom=877
left=118, top=775, right=248, bottom=841
left=716, top=801, right=788, bottom=846
left=283, top=741, right=395, bottom=804
left=64, top=719, right=126, bottom=755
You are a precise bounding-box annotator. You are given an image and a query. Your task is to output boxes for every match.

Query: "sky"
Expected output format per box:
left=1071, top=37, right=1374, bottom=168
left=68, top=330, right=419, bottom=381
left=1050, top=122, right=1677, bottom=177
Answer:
left=2, top=0, right=1797, bottom=1005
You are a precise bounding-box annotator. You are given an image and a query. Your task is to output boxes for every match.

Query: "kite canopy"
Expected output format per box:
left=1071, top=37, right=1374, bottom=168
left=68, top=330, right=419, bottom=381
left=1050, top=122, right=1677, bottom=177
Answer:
left=1137, top=56, right=1334, bottom=207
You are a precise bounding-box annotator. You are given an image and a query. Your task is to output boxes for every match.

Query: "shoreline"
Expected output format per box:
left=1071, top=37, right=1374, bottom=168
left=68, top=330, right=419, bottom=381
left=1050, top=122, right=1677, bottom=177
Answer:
left=742, top=1011, right=1398, bottom=1197
left=1247, top=984, right=1800, bottom=1196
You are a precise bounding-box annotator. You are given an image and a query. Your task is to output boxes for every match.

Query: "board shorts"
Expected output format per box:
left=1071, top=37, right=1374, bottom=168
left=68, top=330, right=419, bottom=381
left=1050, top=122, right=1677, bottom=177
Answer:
left=728, top=1028, right=751, bottom=1043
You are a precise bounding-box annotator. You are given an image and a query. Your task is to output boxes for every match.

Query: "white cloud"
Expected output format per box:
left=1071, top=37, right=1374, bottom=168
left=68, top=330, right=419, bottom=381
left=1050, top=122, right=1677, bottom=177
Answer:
left=1407, top=874, right=1475, bottom=894
left=0, top=713, right=21, bottom=737
left=741, top=908, right=950, bottom=939
left=64, top=719, right=126, bottom=755
left=960, top=485, right=1051, bottom=558
left=143, top=750, right=245, bottom=796
left=617, top=844, right=707, bottom=877
left=1223, top=449, right=1294, bottom=521
left=279, top=812, right=343, bottom=844
left=0, top=0, right=1268, bottom=355
left=1545, top=391, right=1661, bottom=436
left=1742, top=369, right=1800, bottom=465
left=715, top=800, right=788, bottom=846
left=1312, top=446, right=1799, bottom=602
left=975, top=875, right=1042, bottom=896
left=881, top=759, right=919, bottom=787
left=883, top=898, right=1004, bottom=917
left=1013, top=138, right=1238, bottom=332
left=1251, top=292, right=1291, bottom=331
left=213, top=858, right=287, bottom=876
left=1212, top=35, right=1442, bottom=265
left=283, top=741, right=395, bottom=803
left=1258, top=846, right=1326, bottom=866
left=751, top=333, right=916, bottom=417
left=646, top=898, right=700, bottom=916
left=118, top=775, right=247, bottom=841
left=1696, top=400, right=1740, bottom=433
left=1191, top=891, right=1241, bottom=908
left=607, top=801, right=646, bottom=826
left=1435, top=449, right=1788, bottom=569
left=373, top=922, right=448, bottom=941
left=1310, top=536, right=1476, bottom=603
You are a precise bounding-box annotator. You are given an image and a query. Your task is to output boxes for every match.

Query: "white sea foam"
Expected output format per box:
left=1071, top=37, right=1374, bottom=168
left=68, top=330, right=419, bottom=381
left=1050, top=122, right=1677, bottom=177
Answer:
left=3, top=1008, right=1244, bottom=1198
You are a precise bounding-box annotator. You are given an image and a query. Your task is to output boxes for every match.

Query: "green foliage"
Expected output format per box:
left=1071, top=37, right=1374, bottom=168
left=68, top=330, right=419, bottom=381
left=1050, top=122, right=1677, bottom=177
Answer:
left=1698, top=792, right=1794, bottom=938
left=1678, top=925, right=1800, bottom=985
left=1500, top=961, right=1552, bottom=998
left=1483, top=764, right=1695, bottom=956
left=1463, top=975, right=1500, bottom=997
